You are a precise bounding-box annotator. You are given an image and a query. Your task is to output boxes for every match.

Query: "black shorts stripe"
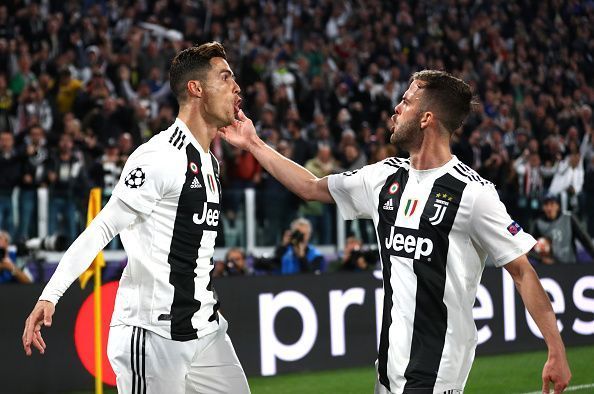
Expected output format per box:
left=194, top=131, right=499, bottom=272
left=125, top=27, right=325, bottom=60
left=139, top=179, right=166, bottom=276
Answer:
left=168, top=144, right=205, bottom=341
left=130, top=327, right=136, bottom=394
left=141, top=328, right=147, bottom=394
left=376, top=168, right=409, bottom=392
left=403, top=173, right=466, bottom=391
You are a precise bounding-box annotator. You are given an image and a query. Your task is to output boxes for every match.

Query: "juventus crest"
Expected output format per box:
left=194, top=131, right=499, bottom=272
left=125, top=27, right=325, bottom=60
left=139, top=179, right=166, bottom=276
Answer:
left=428, top=192, right=454, bottom=226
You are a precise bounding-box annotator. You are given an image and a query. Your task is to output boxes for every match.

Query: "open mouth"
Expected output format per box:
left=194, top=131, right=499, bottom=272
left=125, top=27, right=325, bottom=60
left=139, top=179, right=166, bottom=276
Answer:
left=234, top=97, right=242, bottom=115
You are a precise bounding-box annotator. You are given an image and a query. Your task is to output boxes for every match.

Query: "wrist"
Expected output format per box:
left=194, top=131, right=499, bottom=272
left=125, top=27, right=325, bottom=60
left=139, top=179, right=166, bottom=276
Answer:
left=547, top=342, right=566, bottom=358
left=247, top=134, right=264, bottom=153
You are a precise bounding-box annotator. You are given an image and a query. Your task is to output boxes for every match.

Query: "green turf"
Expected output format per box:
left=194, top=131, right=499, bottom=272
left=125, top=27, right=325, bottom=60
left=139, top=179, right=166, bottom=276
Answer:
left=248, top=345, right=594, bottom=394
left=69, top=345, right=594, bottom=394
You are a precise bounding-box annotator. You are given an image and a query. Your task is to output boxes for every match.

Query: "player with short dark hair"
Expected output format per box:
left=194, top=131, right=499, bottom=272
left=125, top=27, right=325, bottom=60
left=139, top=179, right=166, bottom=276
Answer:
left=219, top=70, right=571, bottom=393
left=22, top=42, right=250, bottom=394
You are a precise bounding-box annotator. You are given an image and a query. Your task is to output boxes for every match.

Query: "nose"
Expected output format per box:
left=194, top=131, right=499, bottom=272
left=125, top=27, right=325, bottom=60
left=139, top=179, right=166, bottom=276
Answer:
left=394, top=103, right=403, bottom=115
left=233, top=79, right=241, bottom=94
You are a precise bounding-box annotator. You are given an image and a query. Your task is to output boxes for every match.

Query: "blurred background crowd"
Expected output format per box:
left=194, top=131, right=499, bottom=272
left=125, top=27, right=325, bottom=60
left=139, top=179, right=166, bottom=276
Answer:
left=0, top=0, right=593, bottom=282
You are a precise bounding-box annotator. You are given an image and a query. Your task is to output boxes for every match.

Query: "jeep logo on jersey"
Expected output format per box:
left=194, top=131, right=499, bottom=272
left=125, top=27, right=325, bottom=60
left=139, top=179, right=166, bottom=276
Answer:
left=193, top=202, right=220, bottom=228
left=384, top=226, right=433, bottom=260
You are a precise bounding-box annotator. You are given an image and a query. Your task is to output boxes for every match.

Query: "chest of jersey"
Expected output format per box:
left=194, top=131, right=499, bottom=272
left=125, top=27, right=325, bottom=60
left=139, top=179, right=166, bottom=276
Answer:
left=172, top=145, right=221, bottom=232
left=376, top=170, right=467, bottom=262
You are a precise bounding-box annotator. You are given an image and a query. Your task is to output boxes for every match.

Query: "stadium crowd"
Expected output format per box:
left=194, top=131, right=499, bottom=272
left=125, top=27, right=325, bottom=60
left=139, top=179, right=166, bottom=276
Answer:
left=0, top=0, right=593, bottom=274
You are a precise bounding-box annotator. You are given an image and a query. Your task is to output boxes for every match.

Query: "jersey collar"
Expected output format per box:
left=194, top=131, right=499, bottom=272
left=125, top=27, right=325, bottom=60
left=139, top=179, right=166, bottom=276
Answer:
left=408, top=155, right=459, bottom=183
left=173, top=118, right=211, bottom=156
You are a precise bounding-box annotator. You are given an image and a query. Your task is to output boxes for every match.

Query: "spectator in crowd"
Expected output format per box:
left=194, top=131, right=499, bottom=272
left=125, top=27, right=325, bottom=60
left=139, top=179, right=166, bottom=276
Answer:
left=214, top=247, right=249, bottom=277
left=0, top=131, right=20, bottom=236
left=547, top=151, right=584, bottom=213
left=0, top=0, right=591, bottom=253
left=0, top=230, right=32, bottom=284
left=17, top=124, right=49, bottom=241
left=47, top=133, right=87, bottom=245
left=90, top=138, right=123, bottom=198
left=9, top=53, right=36, bottom=97
left=16, top=81, right=52, bottom=133
left=55, top=68, right=82, bottom=115
left=514, top=150, right=547, bottom=230
left=258, top=140, right=299, bottom=245
left=532, top=194, right=594, bottom=264
left=301, top=143, right=338, bottom=244
left=0, top=73, right=14, bottom=132
left=584, top=145, right=594, bottom=235
left=280, top=218, right=325, bottom=275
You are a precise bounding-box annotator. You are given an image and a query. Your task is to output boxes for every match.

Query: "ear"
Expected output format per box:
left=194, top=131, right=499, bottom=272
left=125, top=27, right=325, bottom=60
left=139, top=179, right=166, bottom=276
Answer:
left=420, top=111, right=432, bottom=130
left=187, top=80, right=203, bottom=99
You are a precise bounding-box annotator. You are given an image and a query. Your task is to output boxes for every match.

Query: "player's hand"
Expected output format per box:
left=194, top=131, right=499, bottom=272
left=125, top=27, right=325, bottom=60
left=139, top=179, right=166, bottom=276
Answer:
left=22, top=300, right=55, bottom=356
left=218, top=110, right=258, bottom=151
left=541, top=353, right=571, bottom=393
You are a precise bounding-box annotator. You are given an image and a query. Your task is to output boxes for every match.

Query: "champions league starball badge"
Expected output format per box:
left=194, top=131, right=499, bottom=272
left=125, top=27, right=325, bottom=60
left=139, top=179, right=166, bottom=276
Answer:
left=124, top=167, right=146, bottom=188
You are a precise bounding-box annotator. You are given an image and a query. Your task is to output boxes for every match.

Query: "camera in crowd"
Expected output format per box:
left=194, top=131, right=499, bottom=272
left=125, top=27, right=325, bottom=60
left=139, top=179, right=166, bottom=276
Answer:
left=224, top=258, right=244, bottom=276
left=290, top=229, right=305, bottom=244
left=342, top=238, right=379, bottom=271
left=14, top=234, right=68, bottom=257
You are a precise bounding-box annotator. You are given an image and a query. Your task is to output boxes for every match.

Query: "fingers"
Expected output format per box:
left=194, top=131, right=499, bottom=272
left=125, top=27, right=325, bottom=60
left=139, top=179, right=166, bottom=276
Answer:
left=23, top=302, right=54, bottom=355
left=31, top=331, right=45, bottom=354
left=36, top=331, right=46, bottom=351
left=542, top=378, right=550, bottom=394
left=237, top=109, right=248, bottom=121
left=554, top=380, right=568, bottom=394
left=217, top=129, right=229, bottom=141
left=22, top=318, right=34, bottom=356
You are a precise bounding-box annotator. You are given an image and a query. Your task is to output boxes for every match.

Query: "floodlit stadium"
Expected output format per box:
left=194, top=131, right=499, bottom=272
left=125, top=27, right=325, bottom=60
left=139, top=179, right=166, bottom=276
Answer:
left=1, top=1, right=593, bottom=393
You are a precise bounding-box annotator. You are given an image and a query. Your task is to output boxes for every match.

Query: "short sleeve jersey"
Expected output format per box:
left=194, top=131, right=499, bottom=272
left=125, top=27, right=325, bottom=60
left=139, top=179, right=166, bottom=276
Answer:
left=111, top=118, right=222, bottom=341
left=328, top=156, right=535, bottom=393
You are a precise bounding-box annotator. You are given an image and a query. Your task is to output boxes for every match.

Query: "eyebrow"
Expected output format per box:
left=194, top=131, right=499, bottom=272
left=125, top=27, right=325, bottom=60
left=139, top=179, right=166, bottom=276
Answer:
left=219, top=69, right=235, bottom=78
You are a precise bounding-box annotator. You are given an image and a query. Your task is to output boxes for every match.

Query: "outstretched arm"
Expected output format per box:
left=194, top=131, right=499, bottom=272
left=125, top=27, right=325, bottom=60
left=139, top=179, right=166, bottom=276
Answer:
left=504, top=255, right=571, bottom=393
left=218, top=110, right=334, bottom=203
left=22, top=196, right=138, bottom=356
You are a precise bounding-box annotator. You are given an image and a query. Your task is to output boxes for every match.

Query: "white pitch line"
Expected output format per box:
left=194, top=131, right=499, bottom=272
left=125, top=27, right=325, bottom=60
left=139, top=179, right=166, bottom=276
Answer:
left=520, top=382, right=594, bottom=394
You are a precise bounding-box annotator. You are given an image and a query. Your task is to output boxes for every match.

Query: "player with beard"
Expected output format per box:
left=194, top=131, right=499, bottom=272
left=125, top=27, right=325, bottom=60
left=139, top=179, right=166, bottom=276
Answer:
left=23, top=42, right=250, bottom=394
left=219, top=70, right=571, bottom=393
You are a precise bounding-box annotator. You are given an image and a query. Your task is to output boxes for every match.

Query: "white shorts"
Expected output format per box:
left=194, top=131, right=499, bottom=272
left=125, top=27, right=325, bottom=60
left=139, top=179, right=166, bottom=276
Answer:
left=107, top=316, right=250, bottom=394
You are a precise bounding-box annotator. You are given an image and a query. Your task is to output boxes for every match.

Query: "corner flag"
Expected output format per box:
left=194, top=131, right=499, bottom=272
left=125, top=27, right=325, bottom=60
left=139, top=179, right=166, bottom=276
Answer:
left=79, top=188, right=105, bottom=289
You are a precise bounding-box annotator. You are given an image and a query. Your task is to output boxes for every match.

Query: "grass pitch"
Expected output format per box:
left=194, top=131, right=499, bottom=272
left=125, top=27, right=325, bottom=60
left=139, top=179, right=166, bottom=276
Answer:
left=72, top=345, right=594, bottom=393
left=248, top=345, right=594, bottom=394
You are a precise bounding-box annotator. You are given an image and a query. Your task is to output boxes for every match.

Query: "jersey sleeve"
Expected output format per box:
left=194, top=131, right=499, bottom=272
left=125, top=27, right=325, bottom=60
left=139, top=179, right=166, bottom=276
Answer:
left=469, top=185, right=536, bottom=267
left=39, top=196, right=138, bottom=305
left=328, top=166, right=375, bottom=220
left=112, top=144, right=174, bottom=215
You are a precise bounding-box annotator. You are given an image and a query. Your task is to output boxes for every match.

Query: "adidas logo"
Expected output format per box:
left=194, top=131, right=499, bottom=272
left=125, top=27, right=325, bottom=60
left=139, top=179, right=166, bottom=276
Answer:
left=383, top=199, right=394, bottom=211
left=190, top=177, right=202, bottom=189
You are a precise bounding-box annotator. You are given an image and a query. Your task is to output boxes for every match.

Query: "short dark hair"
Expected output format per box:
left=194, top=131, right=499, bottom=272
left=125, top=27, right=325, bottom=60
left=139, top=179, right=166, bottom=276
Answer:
left=169, top=42, right=227, bottom=104
left=411, top=70, right=472, bottom=133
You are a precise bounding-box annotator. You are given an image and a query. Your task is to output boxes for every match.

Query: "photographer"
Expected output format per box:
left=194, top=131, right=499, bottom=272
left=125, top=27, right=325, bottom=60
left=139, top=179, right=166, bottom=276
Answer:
left=280, top=218, right=325, bottom=275
left=213, top=247, right=249, bottom=277
left=339, top=236, right=378, bottom=272
left=0, top=230, right=32, bottom=284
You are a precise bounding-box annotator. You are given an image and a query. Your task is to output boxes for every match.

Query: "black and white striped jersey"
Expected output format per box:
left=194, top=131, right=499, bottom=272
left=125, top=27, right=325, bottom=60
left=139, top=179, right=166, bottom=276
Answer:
left=328, top=156, right=536, bottom=393
left=111, top=118, right=222, bottom=341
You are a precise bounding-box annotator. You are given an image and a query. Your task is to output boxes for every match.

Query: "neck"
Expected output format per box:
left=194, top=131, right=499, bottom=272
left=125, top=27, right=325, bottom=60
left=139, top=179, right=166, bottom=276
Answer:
left=177, top=104, right=216, bottom=152
left=409, top=129, right=453, bottom=170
